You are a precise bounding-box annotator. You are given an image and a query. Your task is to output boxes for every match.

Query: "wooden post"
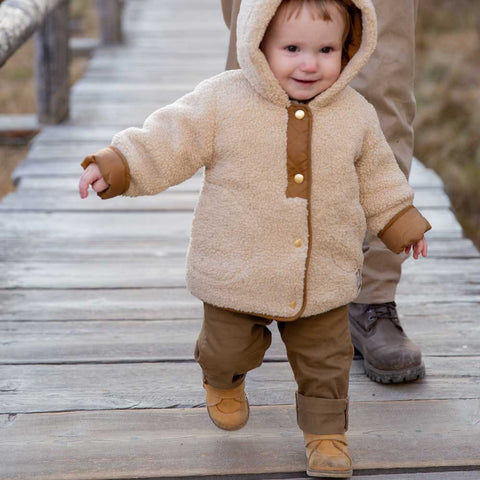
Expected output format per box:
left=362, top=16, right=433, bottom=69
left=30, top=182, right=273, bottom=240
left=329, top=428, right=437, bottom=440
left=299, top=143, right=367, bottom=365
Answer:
left=96, top=0, right=124, bottom=44
left=34, top=0, right=70, bottom=124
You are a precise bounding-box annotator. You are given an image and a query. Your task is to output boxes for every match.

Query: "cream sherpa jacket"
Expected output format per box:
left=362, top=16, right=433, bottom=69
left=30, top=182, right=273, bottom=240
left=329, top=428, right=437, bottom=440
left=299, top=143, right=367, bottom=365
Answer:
left=82, top=0, right=431, bottom=321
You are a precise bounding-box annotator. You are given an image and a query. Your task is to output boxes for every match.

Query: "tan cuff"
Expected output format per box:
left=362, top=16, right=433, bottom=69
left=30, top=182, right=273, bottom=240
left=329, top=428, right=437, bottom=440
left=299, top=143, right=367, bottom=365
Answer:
left=378, top=205, right=432, bottom=254
left=81, top=146, right=131, bottom=199
left=296, top=393, right=349, bottom=434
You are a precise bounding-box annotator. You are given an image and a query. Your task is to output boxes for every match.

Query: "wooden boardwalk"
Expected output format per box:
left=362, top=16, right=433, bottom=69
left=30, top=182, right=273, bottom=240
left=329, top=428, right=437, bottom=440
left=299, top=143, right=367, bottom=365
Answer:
left=1, top=0, right=479, bottom=478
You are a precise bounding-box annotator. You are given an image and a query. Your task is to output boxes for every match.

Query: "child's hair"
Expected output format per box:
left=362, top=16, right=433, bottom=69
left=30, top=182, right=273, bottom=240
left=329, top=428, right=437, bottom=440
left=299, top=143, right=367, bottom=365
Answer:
left=276, top=0, right=353, bottom=64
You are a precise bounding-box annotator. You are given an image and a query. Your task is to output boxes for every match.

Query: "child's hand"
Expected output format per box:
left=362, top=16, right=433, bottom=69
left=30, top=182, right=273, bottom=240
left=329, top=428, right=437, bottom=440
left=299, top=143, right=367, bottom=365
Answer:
left=404, top=237, right=428, bottom=259
left=79, top=163, right=109, bottom=199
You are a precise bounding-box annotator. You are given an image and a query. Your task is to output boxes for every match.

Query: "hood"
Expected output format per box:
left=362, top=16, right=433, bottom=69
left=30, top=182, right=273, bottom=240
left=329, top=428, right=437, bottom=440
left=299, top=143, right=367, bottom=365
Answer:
left=237, top=0, right=377, bottom=108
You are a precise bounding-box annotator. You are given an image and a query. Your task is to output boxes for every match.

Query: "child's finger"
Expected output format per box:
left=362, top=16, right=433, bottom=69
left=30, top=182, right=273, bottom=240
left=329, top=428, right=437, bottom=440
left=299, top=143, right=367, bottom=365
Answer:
left=92, top=178, right=109, bottom=193
left=422, top=239, right=428, bottom=257
left=404, top=245, right=411, bottom=255
left=79, top=173, right=90, bottom=199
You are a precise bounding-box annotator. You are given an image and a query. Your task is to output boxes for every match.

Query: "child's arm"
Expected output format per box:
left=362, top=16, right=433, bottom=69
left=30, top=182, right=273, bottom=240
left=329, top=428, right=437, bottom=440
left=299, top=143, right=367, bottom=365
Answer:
left=356, top=103, right=431, bottom=256
left=79, top=77, right=216, bottom=200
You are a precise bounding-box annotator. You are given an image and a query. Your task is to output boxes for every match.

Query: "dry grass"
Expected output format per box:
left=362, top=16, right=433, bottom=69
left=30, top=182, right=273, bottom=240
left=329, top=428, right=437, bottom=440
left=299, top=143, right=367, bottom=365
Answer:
left=415, top=0, right=480, bottom=248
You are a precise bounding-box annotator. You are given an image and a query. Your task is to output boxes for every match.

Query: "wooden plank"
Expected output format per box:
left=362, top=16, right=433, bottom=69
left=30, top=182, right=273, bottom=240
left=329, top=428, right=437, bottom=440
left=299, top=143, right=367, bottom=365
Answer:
left=276, top=473, right=480, bottom=480
left=0, top=189, right=450, bottom=212
left=0, top=288, right=201, bottom=321
left=0, top=212, right=194, bottom=240
left=0, top=359, right=479, bottom=414
left=31, top=125, right=120, bottom=142
left=0, top=114, right=40, bottom=146
left=1, top=400, right=479, bottom=479
left=0, top=237, right=476, bottom=263
left=0, top=211, right=463, bottom=243
left=1, top=258, right=478, bottom=290
left=14, top=170, right=203, bottom=190
left=0, top=304, right=478, bottom=360
left=0, top=237, right=189, bottom=262
left=0, top=287, right=478, bottom=321
left=0, top=191, right=200, bottom=212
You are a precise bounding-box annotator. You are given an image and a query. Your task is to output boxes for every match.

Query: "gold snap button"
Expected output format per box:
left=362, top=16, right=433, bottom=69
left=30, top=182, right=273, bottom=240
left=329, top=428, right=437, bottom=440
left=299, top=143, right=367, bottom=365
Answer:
left=295, top=109, right=305, bottom=120
left=294, top=173, right=304, bottom=184
left=295, top=239, right=302, bottom=248
left=290, top=301, right=297, bottom=309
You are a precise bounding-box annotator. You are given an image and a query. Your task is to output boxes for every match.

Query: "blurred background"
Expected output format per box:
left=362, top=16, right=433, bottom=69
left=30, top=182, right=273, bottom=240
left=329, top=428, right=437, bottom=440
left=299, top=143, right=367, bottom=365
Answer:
left=1, top=0, right=479, bottom=248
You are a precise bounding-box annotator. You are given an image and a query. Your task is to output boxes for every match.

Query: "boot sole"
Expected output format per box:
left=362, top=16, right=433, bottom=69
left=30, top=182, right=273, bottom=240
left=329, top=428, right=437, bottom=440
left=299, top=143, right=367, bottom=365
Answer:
left=306, top=467, right=353, bottom=478
left=353, top=344, right=426, bottom=384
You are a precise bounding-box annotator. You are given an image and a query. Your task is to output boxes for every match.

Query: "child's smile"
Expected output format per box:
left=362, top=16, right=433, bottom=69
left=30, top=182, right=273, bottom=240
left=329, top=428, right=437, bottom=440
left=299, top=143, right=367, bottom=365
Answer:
left=261, top=3, right=345, bottom=101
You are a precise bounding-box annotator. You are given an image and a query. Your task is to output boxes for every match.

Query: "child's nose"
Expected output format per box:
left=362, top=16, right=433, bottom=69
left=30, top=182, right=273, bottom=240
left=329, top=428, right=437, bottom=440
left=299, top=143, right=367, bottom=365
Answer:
left=300, top=56, right=318, bottom=72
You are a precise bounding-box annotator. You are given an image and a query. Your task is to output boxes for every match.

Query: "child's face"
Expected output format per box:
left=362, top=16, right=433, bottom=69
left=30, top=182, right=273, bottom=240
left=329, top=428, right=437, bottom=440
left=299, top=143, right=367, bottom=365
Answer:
left=261, top=4, right=345, bottom=101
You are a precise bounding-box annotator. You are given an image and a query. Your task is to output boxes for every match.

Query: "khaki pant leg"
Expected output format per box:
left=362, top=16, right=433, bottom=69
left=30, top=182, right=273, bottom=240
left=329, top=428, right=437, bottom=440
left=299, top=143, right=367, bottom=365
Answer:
left=194, top=302, right=272, bottom=389
left=352, top=0, right=419, bottom=304
left=278, top=305, right=353, bottom=435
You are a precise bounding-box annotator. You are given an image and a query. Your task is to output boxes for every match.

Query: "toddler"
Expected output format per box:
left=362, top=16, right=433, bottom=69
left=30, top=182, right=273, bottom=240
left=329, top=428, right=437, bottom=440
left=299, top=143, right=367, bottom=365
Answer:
left=79, top=0, right=431, bottom=476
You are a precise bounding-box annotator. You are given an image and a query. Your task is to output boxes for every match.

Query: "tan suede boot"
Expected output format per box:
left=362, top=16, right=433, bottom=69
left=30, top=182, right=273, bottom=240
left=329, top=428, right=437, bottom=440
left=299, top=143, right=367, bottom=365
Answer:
left=204, top=381, right=249, bottom=431
left=304, top=432, right=353, bottom=478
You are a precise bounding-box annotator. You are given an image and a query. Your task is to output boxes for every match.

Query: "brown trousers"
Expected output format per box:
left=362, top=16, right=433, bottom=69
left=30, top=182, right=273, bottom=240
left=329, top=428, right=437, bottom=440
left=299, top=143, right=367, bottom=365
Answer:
left=195, top=303, right=353, bottom=434
left=221, top=0, right=419, bottom=304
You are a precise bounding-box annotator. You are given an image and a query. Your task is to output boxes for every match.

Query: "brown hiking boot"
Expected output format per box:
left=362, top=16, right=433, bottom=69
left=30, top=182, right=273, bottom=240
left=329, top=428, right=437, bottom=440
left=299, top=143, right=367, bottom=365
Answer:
left=348, top=302, right=425, bottom=384
left=204, top=381, right=249, bottom=431
left=304, top=432, right=353, bottom=478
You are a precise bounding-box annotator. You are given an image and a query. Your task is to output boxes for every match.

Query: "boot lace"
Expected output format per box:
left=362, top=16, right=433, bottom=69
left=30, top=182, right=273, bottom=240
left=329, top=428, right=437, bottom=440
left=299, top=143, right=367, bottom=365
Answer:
left=367, top=302, right=403, bottom=330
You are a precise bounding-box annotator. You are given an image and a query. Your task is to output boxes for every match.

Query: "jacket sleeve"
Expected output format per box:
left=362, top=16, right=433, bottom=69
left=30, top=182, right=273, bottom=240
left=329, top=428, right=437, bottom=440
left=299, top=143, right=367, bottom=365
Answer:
left=355, top=104, right=431, bottom=253
left=81, top=78, right=216, bottom=199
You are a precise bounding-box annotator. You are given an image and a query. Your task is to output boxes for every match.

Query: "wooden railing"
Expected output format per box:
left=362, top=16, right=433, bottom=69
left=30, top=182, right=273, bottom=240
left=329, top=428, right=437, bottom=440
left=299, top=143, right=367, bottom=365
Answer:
left=0, top=0, right=124, bottom=124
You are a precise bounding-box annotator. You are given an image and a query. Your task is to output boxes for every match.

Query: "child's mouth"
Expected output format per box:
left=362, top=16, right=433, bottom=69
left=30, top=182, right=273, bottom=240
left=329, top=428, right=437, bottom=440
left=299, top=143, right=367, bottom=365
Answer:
left=292, top=78, right=317, bottom=85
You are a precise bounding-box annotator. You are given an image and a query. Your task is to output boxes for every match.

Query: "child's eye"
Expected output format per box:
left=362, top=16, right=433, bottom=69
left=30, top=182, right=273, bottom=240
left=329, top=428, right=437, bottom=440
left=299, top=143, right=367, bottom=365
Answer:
left=320, top=46, right=333, bottom=54
left=285, top=45, right=298, bottom=53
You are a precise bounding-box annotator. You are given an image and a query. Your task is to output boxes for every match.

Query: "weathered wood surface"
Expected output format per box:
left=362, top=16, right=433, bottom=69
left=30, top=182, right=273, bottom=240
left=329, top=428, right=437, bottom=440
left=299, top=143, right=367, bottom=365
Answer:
left=0, top=115, right=40, bottom=146
left=0, top=0, right=65, bottom=66
left=1, top=359, right=480, bottom=414
left=2, top=401, right=480, bottom=480
left=96, top=0, right=124, bottom=44
left=34, top=0, right=70, bottom=124
left=1, top=0, right=479, bottom=478
left=1, top=304, right=479, bottom=362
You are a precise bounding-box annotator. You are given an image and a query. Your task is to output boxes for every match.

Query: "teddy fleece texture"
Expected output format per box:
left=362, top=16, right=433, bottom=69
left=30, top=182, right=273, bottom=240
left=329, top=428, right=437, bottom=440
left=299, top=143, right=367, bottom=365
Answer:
left=81, top=0, right=431, bottom=320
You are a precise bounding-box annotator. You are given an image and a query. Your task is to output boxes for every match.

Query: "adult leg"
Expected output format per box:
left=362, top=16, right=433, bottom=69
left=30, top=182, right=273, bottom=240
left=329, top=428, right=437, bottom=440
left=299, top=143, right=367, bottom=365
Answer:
left=221, top=0, right=241, bottom=70
left=348, top=0, right=425, bottom=384
left=351, top=0, right=419, bottom=304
